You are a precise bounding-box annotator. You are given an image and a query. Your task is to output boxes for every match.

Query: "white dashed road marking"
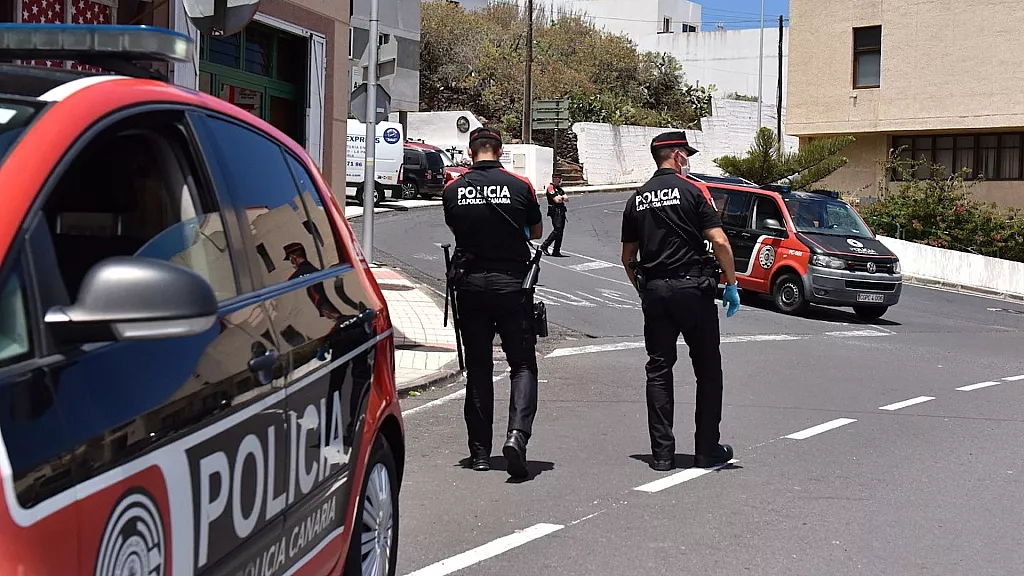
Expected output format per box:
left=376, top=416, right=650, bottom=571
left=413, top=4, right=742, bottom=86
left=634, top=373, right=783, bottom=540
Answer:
left=633, top=460, right=739, bottom=493
left=404, top=523, right=564, bottom=576
left=546, top=330, right=887, bottom=358
left=784, top=418, right=858, bottom=440
left=956, top=381, right=1001, bottom=392
left=567, top=260, right=617, bottom=271
left=825, top=329, right=890, bottom=337
left=879, top=396, right=935, bottom=411
left=1003, top=374, right=1024, bottom=381
left=402, top=372, right=507, bottom=416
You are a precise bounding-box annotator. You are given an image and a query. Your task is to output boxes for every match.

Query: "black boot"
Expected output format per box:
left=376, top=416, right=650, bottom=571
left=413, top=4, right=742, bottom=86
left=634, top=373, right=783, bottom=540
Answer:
left=694, top=444, right=734, bottom=468
left=470, top=455, right=490, bottom=472
left=502, top=430, right=529, bottom=479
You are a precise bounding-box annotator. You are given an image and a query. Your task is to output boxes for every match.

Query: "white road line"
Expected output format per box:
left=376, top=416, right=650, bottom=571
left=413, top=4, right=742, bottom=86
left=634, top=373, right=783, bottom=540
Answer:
left=956, top=381, right=1001, bottom=391
left=824, top=329, right=890, bottom=337
left=547, top=341, right=646, bottom=358
left=784, top=418, right=857, bottom=440
left=1003, top=374, right=1024, bottom=381
left=404, top=523, right=564, bottom=576
left=567, top=261, right=617, bottom=271
left=721, top=334, right=804, bottom=343
left=633, top=459, right=738, bottom=493
left=402, top=372, right=506, bottom=416
left=879, top=396, right=935, bottom=411
left=541, top=258, right=634, bottom=287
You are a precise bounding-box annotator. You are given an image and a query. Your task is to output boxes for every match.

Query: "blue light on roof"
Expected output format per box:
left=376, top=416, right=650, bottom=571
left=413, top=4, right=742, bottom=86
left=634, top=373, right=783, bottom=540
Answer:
left=0, top=24, right=193, bottom=63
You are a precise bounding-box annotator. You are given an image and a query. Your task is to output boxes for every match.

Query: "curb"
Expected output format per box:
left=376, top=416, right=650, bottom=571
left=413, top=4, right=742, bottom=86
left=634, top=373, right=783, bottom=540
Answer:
left=397, top=365, right=464, bottom=397
left=903, top=274, right=1024, bottom=303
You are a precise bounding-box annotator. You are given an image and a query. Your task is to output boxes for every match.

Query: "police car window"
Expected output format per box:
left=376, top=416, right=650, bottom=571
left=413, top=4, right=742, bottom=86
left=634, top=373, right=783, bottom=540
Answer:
left=0, top=269, right=30, bottom=368
left=199, top=116, right=325, bottom=288
left=784, top=197, right=873, bottom=237
left=284, top=153, right=352, bottom=269
left=43, top=115, right=237, bottom=302
left=709, top=187, right=751, bottom=229
left=0, top=99, right=41, bottom=167
left=753, top=196, right=784, bottom=232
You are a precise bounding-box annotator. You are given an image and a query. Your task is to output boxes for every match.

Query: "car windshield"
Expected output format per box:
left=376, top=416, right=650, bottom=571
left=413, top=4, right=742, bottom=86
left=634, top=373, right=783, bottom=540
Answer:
left=783, top=196, right=874, bottom=238
left=0, top=99, right=41, bottom=167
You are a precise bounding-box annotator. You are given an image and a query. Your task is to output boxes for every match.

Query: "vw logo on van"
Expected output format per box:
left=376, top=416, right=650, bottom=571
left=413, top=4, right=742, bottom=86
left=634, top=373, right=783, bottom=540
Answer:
left=867, top=262, right=877, bottom=273
left=847, top=239, right=864, bottom=248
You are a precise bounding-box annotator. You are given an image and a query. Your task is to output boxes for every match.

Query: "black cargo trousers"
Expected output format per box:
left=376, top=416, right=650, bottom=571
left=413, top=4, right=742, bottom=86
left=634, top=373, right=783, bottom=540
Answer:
left=455, top=282, right=539, bottom=458
left=640, top=276, right=724, bottom=460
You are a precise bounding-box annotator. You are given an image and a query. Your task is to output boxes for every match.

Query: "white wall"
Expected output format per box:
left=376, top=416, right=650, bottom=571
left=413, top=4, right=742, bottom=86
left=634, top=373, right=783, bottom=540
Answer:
left=878, top=236, right=1024, bottom=298
left=572, top=97, right=799, bottom=185
left=500, top=145, right=554, bottom=193
left=638, top=27, right=789, bottom=106
left=406, top=110, right=484, bottom=159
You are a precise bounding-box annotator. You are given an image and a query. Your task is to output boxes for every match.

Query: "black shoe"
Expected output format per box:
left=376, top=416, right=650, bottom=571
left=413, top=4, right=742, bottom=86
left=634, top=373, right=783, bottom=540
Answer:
left=694, top=444, right=734, bottom=468
left=551, top=252, right=566, bottom=257
left=541, top=246, right=551, bottom=256
left=651, top=458, right=674, bottom=472
left=470, top=455, right=490, bottom=472
left=502, top=430, right=529, bottom=479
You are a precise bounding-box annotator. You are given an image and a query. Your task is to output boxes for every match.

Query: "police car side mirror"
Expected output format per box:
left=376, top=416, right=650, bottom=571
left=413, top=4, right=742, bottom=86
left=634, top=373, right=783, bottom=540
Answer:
left=763, top=218, right=786, bottom=233
left=44, top=257, right=218, bottom=345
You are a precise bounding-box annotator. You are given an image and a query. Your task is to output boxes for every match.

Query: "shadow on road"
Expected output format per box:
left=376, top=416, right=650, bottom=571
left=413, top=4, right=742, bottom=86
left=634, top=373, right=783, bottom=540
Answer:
left=457, top=456, right=556, bottom=483
left=629, top=453, right=743, bottom=472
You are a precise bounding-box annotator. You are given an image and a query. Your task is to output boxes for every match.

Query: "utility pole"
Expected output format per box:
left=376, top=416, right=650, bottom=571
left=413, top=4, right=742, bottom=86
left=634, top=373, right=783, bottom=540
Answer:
left=777, top=15, right=784, bottom=151
left=522, top=0, right=534, bottom=143
left=361, top=0, right=380, bottom=263
left=756, top=0, right=764, bottom=128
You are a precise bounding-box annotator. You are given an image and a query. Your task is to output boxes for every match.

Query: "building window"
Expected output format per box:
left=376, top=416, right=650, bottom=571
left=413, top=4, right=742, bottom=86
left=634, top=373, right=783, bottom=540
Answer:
left=892, top=132, right=1024, bottom=181
left=378, top=33, right=390, bottom=46
left=853, top=25, right=881, bottom=89
left=662, top=17, right=671, bottom=33
left=681, top=23, right=697, bottom=33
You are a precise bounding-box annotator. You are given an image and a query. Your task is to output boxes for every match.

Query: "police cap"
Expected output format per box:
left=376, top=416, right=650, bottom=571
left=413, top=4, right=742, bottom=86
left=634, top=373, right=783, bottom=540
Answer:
left=283, top=242, right=306, bottom=260
left=469, top=126, right=503, bottom=145
left=650, top=131, right=699, bottom=156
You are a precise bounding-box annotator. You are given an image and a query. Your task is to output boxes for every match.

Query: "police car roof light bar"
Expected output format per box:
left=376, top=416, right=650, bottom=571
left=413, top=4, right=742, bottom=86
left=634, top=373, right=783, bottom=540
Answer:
left=0, top=24, right=193, bottom=78
left=760, top=183, right=792, bottom=193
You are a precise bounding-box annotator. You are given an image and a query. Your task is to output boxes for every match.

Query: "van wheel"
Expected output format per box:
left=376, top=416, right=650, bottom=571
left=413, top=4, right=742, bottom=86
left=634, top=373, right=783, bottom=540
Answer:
left=402, top=182, right=419, bottom=199
left=853, top=305, right=888, bottom=321
left=772, top=273, right=809, bottom=315
left=345, top=434, right=399, bottom=576
left=357, top=186, right=382, bottom=207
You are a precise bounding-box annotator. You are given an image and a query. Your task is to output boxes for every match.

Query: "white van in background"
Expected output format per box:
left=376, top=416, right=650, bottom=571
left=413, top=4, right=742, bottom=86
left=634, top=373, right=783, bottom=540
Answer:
left=346, top=118, right=405, bottom=205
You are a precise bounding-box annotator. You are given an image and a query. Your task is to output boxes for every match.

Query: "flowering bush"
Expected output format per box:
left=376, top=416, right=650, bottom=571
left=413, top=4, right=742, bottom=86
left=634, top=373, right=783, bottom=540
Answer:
left=859, top=149, right=1024, bottom=262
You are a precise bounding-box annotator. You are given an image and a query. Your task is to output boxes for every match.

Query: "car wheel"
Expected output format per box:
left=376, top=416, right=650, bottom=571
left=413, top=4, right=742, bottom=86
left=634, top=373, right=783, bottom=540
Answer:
left=853, top=305, right=888, bottom=321
left=772, top=272, right=809, bottom=315
left=402, top=182, right=419, bottom=200
left=345, top=434, right=399, bottom=576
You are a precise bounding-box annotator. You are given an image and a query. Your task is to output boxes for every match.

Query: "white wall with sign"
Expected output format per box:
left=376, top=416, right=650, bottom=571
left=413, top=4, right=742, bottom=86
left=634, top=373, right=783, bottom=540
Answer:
left=500, top=145, right=554, bottom=194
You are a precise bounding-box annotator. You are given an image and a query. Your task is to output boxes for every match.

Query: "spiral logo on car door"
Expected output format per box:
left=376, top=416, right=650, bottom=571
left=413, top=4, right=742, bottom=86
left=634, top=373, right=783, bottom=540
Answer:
left=758, top=245, right=776, bottom=269
left=95, top=489, right=166, bottom=576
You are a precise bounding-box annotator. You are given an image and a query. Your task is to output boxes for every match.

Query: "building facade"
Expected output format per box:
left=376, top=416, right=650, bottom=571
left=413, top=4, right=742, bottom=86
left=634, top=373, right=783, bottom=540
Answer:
left=452, top=0, right=701, bottom=38
left=1, top=0, right=350, bottom=200
left=787, top=0, right=1024, bottom=208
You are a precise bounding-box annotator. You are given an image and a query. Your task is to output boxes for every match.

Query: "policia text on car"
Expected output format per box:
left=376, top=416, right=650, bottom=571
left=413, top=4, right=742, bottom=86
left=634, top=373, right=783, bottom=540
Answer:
left=441, top=126, right=548, bottom=480
left=620, top=131, right=743, bottom=473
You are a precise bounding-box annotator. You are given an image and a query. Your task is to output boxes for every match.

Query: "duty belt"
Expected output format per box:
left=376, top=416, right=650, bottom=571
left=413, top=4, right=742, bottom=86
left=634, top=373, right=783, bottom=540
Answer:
left=645, top=266, right=717, bottom=281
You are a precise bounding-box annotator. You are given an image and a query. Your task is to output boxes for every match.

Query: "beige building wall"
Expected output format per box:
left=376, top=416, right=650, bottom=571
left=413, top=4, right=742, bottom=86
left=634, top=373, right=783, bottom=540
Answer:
left=787, top=0, right=1024, bottom=208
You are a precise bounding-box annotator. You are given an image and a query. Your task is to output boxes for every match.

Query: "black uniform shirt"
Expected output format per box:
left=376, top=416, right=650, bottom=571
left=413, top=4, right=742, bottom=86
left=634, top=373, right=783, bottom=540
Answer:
left=546, top=184, right=567, bottom=211
left=621, top=168, right=722, bottom=279
left=443, top=160, right=542, bottom=290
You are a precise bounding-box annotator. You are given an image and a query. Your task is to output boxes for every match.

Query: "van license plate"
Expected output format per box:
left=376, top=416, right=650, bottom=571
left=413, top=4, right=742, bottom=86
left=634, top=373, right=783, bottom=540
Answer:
left=857, top=293, right=885, bottom=303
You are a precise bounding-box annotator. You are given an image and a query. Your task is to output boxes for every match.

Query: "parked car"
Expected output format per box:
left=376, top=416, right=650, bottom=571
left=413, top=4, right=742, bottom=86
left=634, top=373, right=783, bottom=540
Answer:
left=402, top=141, right=468, bottom=198
left=685, top=173, right=903, bottom=320
left=0, top=24, right=404, bottom=576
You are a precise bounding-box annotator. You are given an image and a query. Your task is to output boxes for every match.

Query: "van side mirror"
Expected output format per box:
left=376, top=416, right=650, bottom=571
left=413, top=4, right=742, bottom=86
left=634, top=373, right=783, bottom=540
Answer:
left=45, top=257, right=218, bottom=344
left=763, top=218, right=786, bottom=232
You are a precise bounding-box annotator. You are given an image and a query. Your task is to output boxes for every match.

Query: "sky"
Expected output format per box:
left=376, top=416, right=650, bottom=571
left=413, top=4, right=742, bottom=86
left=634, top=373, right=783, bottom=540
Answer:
left=696, top=0, right=789, bottom=31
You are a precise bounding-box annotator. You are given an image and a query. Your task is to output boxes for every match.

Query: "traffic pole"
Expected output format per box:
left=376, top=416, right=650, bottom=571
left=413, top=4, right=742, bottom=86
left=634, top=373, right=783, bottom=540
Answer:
left=361, top=0, right=380, bottom=264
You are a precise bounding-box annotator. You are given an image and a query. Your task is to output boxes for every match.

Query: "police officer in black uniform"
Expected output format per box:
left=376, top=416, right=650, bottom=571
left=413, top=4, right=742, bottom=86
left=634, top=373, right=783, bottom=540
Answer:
left=620, top=131, right=742, bottom=472
left=442, top=126, right=544, bottom=479
left=540, top=172, right=568, bottom=256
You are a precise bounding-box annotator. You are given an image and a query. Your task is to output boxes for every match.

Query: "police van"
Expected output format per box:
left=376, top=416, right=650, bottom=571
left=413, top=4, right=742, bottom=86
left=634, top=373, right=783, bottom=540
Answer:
left=346, top=118, right=405, bottom=206
left=0, top=23, right=404, bottom=576
left=686, top=173, right=903, bottom=320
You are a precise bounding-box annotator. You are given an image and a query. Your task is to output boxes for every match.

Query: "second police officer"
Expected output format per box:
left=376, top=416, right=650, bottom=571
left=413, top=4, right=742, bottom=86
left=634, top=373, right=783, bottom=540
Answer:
left=619, top=131, right=743, bottom=473
left=540, top=172, right=568, bottom=257
left=442, top=126, right=544, bottom=480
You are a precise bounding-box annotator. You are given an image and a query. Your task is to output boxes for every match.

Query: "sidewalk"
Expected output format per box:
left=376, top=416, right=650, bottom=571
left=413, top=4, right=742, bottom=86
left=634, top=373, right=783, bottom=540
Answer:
left=371, top=266, right=463, bottom=392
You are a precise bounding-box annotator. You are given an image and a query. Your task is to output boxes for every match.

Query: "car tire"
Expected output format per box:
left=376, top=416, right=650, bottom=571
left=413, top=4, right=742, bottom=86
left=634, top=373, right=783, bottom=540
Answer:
left=345, top=434, right=399, bottom=576
left=772, top=272, right=809, bottom=315
left=853, top=305, right=888, bottom=321
left=402, top=181, right=419, bottom=200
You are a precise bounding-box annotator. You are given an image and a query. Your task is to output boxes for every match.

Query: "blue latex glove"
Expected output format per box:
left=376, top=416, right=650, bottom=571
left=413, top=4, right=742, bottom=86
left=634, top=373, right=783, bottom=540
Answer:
left=722, top=284, right=741, bottom=318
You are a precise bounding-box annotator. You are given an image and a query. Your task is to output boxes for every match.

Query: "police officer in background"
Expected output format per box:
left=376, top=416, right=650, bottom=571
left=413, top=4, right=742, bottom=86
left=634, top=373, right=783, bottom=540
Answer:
left=442, top=126, right=544, bottom=480
left=540, top=172, right=568, bottom=257
left=620, top=131, right=742, bottom=472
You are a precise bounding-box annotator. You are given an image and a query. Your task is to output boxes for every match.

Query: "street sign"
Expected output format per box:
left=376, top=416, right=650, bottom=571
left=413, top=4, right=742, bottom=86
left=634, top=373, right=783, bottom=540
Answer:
left=350, top=83, right=391, bottom=124
left=533, top=99, right=569, bottom=111
left=532, top=119, right=571, bottom=130
left=532, top=99, right=569, bottom=130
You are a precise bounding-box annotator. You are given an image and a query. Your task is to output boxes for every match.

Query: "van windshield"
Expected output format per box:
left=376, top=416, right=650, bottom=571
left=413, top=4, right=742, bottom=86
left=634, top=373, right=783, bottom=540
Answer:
left=0, top=99, right=42, bottom=167
left=783, top=196, right=874, bottom=238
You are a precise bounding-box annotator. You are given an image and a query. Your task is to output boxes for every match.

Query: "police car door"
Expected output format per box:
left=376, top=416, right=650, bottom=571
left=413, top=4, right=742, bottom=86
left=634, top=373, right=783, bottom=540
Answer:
left=708, top=187, right=754, bottom=274
left=746, top=195, right=789, bottom=292
left=189, top=112, right=377, bottom=575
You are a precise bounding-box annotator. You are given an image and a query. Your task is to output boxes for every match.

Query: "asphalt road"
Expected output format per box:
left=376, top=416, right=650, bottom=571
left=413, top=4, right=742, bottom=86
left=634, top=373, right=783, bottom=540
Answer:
left=350, top=193, right=1024, bottom=576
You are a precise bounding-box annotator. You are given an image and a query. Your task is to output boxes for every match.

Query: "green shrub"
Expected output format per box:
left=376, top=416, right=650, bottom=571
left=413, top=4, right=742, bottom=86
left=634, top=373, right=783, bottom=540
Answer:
left=859, top=149, right=1024, bottom=262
